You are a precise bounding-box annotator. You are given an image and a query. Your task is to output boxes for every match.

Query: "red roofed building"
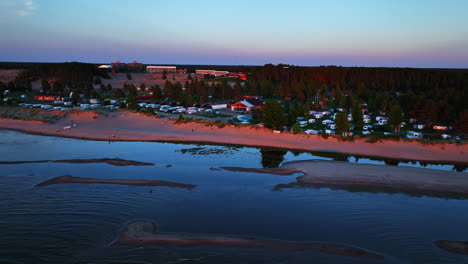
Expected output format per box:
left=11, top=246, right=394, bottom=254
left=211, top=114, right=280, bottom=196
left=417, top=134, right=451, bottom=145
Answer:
left=229, top=72, right=247, bottom=80
left=230, top=98, right=263, bottom=112
left=35, top=94, right=64, bottom=101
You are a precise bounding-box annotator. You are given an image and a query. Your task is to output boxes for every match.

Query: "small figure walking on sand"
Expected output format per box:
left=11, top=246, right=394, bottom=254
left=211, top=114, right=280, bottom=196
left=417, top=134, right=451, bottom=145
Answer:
left=192, top=129, right=194, bottom=133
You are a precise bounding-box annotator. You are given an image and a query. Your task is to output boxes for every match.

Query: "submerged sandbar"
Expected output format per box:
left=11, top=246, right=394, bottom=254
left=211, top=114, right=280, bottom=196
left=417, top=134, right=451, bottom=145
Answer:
left=113, top=220, right=383, bottom=259
left=0, top=158, right=154, bottom=166
left=36, top=175, right=196, bottom=189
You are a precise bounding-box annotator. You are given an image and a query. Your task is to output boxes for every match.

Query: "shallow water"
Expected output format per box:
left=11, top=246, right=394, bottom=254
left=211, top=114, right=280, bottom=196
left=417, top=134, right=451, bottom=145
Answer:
left=1, top=130, right=468, bottom=263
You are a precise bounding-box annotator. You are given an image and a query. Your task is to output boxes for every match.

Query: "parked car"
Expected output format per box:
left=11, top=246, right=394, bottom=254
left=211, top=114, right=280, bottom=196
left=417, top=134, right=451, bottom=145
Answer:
left=304, top=129, right=320, bottom=135
left=299, top=121, right=308, bottom=127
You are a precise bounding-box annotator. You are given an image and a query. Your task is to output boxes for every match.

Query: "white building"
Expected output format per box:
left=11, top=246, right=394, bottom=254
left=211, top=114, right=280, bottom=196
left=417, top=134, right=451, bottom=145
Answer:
left=196, top=70, right=230, bottom=77
left=147, top=66, right=177, bottom=73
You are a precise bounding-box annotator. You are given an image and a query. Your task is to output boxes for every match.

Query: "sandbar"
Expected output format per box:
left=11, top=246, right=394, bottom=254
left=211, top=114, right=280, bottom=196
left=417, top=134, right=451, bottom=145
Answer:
left=113, top=220, right=383, bottom=259
left=36, top=175, right=196, bottom=189
left=0, top=158, right=154, bottom=166
left=220, top=160, right=468, bottom=198
left=435, top=240, right=468, bottom=255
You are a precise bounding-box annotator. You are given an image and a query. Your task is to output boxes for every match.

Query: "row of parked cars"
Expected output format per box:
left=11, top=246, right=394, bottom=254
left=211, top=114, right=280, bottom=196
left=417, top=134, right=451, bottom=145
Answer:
left=136, top=103, right=215, bottom=115
left=18, top=103, right=71, bottom=110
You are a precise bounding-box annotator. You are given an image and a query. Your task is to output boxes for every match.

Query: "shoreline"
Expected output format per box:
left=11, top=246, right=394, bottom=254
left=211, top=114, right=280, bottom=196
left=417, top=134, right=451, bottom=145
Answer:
left=0, top=111, right=467, bottom=163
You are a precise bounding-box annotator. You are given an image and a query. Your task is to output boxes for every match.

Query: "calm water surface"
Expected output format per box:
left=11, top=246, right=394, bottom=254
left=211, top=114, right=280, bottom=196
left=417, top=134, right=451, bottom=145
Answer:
left=1, top=130, right=467, bottom=263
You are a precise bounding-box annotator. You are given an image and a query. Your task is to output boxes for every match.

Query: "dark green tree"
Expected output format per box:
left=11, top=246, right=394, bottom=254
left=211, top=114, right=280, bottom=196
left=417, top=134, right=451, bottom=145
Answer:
left=152, top=85, right=162, bottom=99
left=91, top=90, right=99, bottom=99
left=71, top=91, right=80, bottom=106
left=352, top=100, right=364, bottom=130
left=52, top=81, right=64, bottom=92
left=291, top=123, right=302, bottom=134
left=114, top=88, right=125, bottom=98
left=261, top=101, right=287, bottom=130
left=173, top=82, right=183, bottom=100
left=41, top=79, right=51, bottom=92
left=124, top=83, right=137, bottom=96
left=375, top=93, right=385, bottom=113
left=251, top=108, right=262, bottom=122
left=127, top=94, right=138, bottom=110
left=164, top=81, right=173, bottom=98
left=7, top=81, right=15, bottom=91
left=388, top=103, right=404, bottom=133
left=335, top=112, right=350, bottom=136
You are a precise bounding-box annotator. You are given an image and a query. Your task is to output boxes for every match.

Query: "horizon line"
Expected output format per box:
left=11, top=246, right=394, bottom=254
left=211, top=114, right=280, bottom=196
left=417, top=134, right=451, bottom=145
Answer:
left=0, top=61, right=467, bottom=70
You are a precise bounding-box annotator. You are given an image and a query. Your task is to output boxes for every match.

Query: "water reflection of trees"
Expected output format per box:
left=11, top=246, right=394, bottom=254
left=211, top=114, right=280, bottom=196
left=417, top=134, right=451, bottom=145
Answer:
left=260, top=149, right=287, bottom=168
left=453, top=164, right=467, bottom=172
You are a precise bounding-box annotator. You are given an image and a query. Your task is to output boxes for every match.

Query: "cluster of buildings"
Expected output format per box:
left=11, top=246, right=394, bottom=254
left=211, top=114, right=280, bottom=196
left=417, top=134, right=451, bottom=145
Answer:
left=109, top=61, right=143, bottom=72
left=99, top=62, right=247, bottom=80
left=147, top=66, right=246, bottom=80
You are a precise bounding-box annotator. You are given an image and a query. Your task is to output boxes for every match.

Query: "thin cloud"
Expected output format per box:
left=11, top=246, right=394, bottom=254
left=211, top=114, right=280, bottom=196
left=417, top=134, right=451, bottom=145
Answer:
left=17, top=0, right=35, bottom=17
left=0, top=0, right=35, bottom=20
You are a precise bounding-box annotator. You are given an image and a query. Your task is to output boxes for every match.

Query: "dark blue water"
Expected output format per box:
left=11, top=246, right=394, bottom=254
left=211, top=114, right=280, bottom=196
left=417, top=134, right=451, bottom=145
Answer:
left=1, top=130, right=468, bottom=263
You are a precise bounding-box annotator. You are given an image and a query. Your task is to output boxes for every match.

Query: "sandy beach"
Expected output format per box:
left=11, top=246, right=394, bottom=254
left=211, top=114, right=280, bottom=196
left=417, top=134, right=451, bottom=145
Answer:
left=0, top=110, right=467, bottom=163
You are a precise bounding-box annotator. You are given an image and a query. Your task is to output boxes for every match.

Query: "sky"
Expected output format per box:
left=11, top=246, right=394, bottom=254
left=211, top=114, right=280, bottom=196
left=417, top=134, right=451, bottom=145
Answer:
left=1, top=0, right=467, bottom=68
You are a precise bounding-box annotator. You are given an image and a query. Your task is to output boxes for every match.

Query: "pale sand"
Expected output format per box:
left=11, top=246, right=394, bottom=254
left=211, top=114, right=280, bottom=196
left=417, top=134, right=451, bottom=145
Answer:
left=0, top=111, right=467, bottom=163
left=113, top=220, right=384, bottom=259
left=221, top=160, right=468, bottom=198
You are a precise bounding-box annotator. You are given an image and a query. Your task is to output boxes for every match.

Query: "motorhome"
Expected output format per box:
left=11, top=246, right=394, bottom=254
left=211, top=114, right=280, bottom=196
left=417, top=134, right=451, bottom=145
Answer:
left=406, top=131, right=423, bottom=139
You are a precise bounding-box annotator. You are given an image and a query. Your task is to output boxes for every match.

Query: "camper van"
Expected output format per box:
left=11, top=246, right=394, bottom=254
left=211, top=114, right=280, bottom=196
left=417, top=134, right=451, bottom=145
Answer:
left=406, top=131, right=423, bottom=139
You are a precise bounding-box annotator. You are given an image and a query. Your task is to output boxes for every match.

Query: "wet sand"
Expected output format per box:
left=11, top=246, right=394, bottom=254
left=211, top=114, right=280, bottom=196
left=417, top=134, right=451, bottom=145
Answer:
left=0, top=158, right=154, bottom=166
left=220, top=160, right=468, bottom=198
left=36, top=175, right=196, bottom=189
left=0, top=110, right=467, bottom=163
left=113, top=220, right=384, bottom=259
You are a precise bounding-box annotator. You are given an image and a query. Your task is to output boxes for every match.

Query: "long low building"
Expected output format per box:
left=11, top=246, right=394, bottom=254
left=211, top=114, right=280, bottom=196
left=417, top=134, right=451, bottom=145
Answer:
left=195, top=70, right=230, bottom=77
left=147, top=66, right=177, bottom=73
